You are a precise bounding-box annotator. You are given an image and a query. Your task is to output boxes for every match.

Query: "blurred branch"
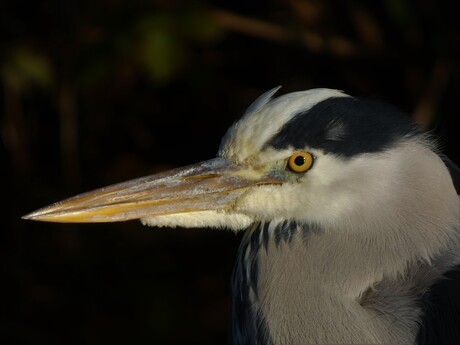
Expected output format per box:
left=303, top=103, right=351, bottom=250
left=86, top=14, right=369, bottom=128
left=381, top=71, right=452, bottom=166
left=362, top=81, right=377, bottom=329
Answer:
left=2, top=76, right=28, bottom=176
left=412, top=58, right=450, bottom=130
left=57, top=0, right=80, bottom=189
left=1, top=46, right=52, bottom=176
left=211, top=9, right=291, bottom=43
left=350, top=5, right=384, bottom=51
left=58, top=83, right=80, bottom=188
left=211, top=8, right=362, bottom=57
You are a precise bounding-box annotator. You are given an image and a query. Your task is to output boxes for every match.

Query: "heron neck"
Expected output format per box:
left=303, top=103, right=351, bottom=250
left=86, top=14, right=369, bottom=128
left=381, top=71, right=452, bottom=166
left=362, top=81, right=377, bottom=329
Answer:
left=231, top=220, right=455, bottom=345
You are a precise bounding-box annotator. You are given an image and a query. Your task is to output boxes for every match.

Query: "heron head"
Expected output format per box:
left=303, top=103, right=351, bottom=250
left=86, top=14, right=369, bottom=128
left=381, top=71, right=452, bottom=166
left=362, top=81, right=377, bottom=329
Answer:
left=23, top=87, right=459, bottom=234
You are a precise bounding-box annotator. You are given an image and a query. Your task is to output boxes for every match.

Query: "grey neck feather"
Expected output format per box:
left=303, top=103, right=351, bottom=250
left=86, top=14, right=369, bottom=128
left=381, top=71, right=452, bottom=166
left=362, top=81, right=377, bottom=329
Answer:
left=231, top=217, right=460, bottom=345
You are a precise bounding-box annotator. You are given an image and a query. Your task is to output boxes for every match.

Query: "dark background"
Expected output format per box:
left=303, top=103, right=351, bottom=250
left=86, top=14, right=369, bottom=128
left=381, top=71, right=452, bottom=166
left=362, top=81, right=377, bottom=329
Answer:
left=1, top=1, right=459, bottom=344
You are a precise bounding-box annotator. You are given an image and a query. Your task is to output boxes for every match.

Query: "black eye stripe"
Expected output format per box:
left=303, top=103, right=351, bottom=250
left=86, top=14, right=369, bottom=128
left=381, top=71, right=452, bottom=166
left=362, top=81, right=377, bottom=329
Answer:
left=268, top=97, right=418, bottom=157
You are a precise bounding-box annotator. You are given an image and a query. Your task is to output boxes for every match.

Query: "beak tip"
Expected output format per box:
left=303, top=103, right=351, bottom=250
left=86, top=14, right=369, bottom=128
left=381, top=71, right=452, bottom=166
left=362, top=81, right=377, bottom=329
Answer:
left=22, top=211, right=39, bottom=221
left=22, top=207, right=52, bottom=222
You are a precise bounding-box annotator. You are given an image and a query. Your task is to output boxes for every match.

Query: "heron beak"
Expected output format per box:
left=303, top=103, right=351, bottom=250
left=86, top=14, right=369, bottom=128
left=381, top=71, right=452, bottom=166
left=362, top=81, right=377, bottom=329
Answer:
left=22, top=158, right=282, bottom=223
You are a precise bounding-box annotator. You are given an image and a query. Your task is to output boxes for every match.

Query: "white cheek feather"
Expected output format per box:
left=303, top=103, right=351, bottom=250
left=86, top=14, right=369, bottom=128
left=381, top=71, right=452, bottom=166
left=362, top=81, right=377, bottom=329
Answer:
left=234, top=141, right=459, bottom=239
left=141, top=211, right=254, bottom=231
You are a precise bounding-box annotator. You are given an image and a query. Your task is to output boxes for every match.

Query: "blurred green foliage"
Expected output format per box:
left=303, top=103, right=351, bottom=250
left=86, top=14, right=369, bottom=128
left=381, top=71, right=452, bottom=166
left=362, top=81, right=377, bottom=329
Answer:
left=2, top=47, right=52, bottom=90
left=135, top=10, right=220, bottom=82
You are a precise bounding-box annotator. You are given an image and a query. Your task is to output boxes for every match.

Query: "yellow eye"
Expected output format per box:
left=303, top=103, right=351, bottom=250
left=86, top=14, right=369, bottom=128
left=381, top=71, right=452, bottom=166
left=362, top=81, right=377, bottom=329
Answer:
left=287, top=151, right=314, bottom=173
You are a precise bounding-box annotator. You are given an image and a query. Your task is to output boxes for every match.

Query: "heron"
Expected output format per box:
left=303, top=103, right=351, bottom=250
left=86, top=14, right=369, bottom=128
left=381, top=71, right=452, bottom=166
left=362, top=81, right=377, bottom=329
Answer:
left=24, top=87, right=460, bottom=344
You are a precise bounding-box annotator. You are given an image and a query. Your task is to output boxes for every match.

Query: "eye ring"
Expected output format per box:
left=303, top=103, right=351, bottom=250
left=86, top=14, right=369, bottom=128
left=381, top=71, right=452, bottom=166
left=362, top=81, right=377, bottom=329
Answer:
left=287, top=151, right=314, bottom=173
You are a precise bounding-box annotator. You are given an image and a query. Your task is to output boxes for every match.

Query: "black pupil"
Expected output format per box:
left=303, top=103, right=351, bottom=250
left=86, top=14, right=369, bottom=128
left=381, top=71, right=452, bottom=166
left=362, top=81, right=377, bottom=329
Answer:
left=294, top=155, right=306, bottom=166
